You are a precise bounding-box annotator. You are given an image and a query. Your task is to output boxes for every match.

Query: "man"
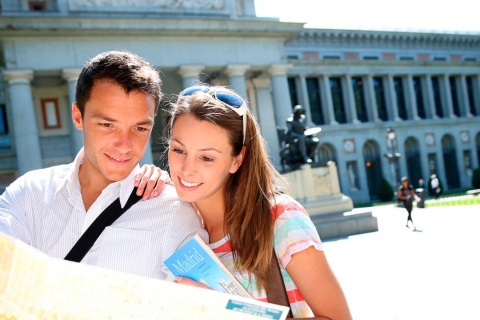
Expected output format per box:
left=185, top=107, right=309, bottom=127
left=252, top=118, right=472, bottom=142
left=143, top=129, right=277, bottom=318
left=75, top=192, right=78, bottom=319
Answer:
left=0, top=51, right=207, bottom=279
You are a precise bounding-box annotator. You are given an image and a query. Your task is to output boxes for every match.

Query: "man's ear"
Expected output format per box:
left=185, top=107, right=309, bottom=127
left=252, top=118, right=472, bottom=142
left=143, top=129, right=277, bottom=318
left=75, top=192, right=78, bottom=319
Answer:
left=229, top=146, right=246, bottom=174
left=72, top=103, right=83, bottom=130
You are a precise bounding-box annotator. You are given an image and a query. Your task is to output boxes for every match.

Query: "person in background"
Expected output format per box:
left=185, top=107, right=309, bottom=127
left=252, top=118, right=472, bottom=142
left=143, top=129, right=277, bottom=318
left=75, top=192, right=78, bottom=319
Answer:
left=430, top=174, right=441, bottom=199
left=166, top=85, right=352, bottom=319
left=397, top=176, right=420, bottom=230
left=0, top=50, right=207, bottom=279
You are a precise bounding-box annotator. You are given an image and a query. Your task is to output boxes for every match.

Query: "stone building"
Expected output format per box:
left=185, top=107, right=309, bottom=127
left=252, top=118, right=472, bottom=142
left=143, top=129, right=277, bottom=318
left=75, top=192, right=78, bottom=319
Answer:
left=1, top=0, right=479, bottom=203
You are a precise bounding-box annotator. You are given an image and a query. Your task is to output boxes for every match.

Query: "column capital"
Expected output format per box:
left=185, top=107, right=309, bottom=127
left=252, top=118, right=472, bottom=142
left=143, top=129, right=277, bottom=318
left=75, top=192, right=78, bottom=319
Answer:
left=252, top=77, right=271, bottom=89
left=3, top=69, right=33, bottom=84
left=225, top=65, right=250, bottom=77
left=62, top=68, right=82, bottom=82
left=268, top=64, right=293, bottom=76
left=177, top=65, right=205, bottom=78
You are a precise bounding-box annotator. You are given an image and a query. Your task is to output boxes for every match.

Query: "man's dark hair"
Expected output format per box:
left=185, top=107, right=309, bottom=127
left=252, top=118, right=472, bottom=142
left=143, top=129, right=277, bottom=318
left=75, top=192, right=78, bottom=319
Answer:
left=75, top=51, right=163, bottom=116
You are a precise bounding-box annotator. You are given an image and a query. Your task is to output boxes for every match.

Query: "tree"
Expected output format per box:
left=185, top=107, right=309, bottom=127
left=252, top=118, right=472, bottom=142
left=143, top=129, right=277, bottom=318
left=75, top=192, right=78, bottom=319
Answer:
left=377, top=177, right=394, bottom=202
left=472, top=168, right=480, bottom=189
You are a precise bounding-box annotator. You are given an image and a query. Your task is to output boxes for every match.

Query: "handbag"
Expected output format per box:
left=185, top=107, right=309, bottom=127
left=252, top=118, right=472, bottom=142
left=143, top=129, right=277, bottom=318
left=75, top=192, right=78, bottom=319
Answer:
left=64, top=187, right=142, bottom=262
left=266, top=249, right=294, bottom=318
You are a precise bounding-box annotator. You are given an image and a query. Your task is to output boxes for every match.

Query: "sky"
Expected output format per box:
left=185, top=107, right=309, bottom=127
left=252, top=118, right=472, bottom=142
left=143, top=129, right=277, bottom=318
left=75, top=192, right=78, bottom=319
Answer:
left=254, top=0, right=480, bottom=34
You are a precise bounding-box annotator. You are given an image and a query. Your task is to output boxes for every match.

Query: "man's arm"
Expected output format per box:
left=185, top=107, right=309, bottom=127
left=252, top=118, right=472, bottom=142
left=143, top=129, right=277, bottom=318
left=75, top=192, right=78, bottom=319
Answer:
left=0, top=177, right=31, bottom=244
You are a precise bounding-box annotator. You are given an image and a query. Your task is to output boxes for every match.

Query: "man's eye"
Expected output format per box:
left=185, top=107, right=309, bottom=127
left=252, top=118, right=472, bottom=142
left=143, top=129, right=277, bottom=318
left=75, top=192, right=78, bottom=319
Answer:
left=100, top=123, right=113, bottom=128
left=136, top=127, right=149, bottom=132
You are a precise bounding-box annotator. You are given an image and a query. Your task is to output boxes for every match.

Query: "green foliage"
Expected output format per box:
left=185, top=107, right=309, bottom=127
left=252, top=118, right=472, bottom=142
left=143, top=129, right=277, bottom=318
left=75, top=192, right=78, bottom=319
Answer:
left=472, top=168, right=480, bottom=189
left=377, top=178, right=394, bottom=202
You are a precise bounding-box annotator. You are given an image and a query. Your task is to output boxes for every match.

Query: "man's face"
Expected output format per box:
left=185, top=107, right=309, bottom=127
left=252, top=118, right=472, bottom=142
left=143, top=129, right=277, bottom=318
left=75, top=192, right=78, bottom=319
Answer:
left=72, top=80, right=155, bottom=189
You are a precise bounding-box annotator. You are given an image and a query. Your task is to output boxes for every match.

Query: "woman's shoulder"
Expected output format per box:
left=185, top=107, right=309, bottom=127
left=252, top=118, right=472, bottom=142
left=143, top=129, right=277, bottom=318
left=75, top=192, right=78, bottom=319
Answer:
left=271, top=193, right=308, bottom=220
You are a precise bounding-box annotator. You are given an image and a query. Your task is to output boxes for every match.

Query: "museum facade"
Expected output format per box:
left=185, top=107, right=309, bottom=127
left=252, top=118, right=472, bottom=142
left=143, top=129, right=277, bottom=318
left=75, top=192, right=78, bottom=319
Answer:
left=1, top=0, right=479, bottom=203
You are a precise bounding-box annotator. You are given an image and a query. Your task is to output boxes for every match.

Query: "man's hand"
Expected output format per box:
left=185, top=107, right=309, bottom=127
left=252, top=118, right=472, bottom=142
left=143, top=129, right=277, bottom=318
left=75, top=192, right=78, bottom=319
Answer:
left=134, top=165, right=172, bottom=200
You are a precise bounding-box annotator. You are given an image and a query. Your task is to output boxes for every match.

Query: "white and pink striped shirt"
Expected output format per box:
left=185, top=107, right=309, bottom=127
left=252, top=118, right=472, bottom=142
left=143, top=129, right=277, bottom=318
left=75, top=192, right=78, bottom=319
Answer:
left=209, top=194, right=323, bottom=318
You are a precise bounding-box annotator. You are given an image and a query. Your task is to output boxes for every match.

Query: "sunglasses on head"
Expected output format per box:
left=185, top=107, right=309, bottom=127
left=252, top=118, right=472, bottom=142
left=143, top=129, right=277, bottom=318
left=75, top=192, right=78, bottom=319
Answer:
left=179, top=86, right=248, bottom=145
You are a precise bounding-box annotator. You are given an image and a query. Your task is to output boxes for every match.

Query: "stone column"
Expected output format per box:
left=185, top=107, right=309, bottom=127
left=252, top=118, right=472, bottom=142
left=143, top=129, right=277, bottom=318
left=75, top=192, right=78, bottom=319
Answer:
left=3, top=70, right=43, bottom=174
left=252, top=77, right=281, bottom=170
left=319, top=75, right=338, bottom=125
left=178, top=65, right=205, bottom=89
left=421, top=74, right=438, bottom=119
left=342, top=75, right=360, bottom=123
left=364, top=75, right=380, bottom=122
left=456, top=75, right=473, bottom=117
left=384, top=75, right=401, bottom=121
left=404, top=75, right=420, bottom=120
left=62, top=68, right=83, bottom=156
left=439, top=75, right=456, bottom=118
left=268, top=64, right=293, bottom=128
left=225, top=64, right=249, bottom=100
left=297, top=75, right=314, bottom=125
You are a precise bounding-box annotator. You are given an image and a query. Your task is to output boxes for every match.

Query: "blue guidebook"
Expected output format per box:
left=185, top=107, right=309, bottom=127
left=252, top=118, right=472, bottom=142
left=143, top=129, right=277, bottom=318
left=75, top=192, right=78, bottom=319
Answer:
left=164, top=234, right=251, bottom=298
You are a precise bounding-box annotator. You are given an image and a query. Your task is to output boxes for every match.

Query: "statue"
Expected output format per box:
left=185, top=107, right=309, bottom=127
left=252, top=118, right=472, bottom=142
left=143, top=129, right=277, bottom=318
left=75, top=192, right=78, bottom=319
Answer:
left=277, top=105, right=320, bottom=172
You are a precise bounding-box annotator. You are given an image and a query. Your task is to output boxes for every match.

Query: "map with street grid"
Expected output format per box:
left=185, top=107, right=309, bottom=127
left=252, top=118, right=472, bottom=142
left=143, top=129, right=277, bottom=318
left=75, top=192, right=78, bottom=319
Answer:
left=0, top=233, right=288, bottom=320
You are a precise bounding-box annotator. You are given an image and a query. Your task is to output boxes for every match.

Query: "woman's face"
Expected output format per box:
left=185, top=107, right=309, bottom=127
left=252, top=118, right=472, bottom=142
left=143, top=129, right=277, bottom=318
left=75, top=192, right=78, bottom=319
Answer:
left=168, top=114, right=243, bottom=207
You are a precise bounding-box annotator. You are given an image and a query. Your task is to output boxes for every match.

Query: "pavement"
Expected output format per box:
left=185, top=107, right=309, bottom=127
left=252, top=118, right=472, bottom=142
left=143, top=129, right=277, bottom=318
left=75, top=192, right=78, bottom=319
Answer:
left=322, top=200, right=480, bottom=320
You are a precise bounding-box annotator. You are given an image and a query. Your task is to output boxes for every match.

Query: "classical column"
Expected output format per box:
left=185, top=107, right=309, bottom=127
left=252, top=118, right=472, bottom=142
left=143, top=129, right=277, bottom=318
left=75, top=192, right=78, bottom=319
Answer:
left=178, top=65, right=205, bottom=89
left=252, top=77, right=281, bottom=170
left=421, top=74, right=438, bottom=119
left=3, top=70, right=43, bottom=174
left=384, top=75, right=401, bottom=121
left=439, top=75, right=456, bottom=118
left=456, top=75, right=473, bottom=117
left=268, top=64, right=293, bottom=128
left=297, top=75, right=313, bottom=125
left=225, top=65, right=249, bottom=100
left=342, top=75, right=360, bottom=123
left=404, top=75, right=420, bottom=120
left=319, top=75, right=338, bottom=125
left=364, top=75, right=380, bottom=122
left=62, top=68, right=83, bottom=156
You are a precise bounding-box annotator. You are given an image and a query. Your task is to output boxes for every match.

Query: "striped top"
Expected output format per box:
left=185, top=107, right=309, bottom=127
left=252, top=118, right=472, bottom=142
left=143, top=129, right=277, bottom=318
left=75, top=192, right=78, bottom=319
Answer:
left=209, top=194, right=323, bottom=318
left=0, top=149, right=208, bottom=280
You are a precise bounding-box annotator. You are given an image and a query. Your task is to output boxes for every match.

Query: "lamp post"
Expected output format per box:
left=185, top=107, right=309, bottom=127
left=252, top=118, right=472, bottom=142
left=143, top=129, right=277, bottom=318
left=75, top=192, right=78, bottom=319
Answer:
left=385, top=127, right=401, bottom=190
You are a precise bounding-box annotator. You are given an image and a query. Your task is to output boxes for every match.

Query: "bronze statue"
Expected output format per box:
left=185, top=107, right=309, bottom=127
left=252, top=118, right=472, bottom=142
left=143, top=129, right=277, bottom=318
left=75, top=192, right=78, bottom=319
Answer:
left=277, top=105, right=320, bottom=172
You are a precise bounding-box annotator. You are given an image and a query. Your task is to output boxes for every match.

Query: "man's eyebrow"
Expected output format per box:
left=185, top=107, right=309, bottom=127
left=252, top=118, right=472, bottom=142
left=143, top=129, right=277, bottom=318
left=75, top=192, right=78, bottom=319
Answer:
left=91, top=113, right=153, bottom=126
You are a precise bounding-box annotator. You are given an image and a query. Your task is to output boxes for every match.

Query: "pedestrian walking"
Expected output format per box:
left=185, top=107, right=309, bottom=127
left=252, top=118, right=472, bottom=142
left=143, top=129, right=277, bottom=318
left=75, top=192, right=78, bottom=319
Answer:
left=397, top=176, right=420, bottom=230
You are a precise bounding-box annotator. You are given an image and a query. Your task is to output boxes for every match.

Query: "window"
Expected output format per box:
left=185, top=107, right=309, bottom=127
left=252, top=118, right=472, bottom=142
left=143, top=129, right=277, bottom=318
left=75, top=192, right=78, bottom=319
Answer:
left=329, top=77, right=346, bottom=124
left=433, top=57, right=447, bottom=61
left=306, top=78, right=324, bottom=125
left=29, top=1, right=46, bottom=11
left=287, top=77, right=299, bottom=107
left=399, top=56, right=414, bottom=61
left=393, top=77, right=407, bottom=120
left=449, top=77, right=460, bottom=117
left=363, top=56, right=379, bottom=60
left=373, top=77, right=388, bottom=121
left=466, top=76, right=477, bottom=116
left=41, top=98, right=61, bottom=129
left=431, top=77, right=444, bottom=118
left=413, top=77, right=426, bottom=119
left=323, top=55, right=341, bottom=60
left=0, top=104, right=10, bottom=149
left=351, top=77, right=367, bottom=122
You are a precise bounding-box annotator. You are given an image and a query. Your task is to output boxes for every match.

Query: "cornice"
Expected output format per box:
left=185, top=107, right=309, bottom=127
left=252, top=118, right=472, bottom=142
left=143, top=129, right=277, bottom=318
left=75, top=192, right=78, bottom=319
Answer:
left=0, top=16, right=304, bottom=39
left=289, top=29, right=480, bottom=49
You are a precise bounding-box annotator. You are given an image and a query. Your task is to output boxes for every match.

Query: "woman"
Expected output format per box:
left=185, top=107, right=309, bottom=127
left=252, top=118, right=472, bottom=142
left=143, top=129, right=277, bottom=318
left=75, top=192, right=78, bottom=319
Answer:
left=165, top=85, right=352, bottom=319
left=397, top=176, right=420, bottom=230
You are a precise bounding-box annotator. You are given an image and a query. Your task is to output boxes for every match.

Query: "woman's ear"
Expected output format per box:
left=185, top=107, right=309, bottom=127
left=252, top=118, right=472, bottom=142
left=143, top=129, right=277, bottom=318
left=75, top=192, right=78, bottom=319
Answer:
left=229, top=146, right=246, bottom=174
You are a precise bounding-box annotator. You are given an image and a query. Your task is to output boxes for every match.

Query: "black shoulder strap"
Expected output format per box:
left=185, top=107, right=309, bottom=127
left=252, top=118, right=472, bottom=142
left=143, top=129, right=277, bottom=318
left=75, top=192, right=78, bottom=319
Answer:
left=64, top=187, right=142, bottom=262
left=266, top=249, right=294, bottom=318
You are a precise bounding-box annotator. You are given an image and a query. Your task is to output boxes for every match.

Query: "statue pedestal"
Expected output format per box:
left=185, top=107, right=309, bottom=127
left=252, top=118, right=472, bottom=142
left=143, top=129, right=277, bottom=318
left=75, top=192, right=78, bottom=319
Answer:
left=282, top=161, right=378, bottom=240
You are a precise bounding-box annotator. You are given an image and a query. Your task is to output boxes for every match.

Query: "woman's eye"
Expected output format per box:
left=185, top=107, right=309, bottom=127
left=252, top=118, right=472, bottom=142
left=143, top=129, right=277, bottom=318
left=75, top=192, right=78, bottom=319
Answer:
left=172, top=148, right=185, bottom=154
left=200, top=156, right=213, bottom=163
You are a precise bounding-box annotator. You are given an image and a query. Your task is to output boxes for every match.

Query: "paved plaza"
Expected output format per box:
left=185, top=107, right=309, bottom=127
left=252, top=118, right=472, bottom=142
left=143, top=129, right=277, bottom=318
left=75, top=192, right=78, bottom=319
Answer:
left=323, top=201, right=480, bottom=320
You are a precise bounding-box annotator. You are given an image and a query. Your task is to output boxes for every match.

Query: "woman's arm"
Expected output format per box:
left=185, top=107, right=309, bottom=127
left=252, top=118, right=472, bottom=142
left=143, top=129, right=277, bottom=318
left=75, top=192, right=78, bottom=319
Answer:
left=286, top=246, right=353, bottom=320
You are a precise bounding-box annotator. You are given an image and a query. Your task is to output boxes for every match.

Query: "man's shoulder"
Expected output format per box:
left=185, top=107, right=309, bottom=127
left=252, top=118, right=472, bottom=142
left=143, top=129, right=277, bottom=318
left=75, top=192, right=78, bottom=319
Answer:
left=9, top=163, right=74, bottom=191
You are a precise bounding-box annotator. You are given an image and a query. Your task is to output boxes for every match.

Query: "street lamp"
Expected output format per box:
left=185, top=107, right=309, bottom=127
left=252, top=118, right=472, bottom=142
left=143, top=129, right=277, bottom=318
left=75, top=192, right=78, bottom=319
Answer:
left=385, top=127, right=401, bottom=190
